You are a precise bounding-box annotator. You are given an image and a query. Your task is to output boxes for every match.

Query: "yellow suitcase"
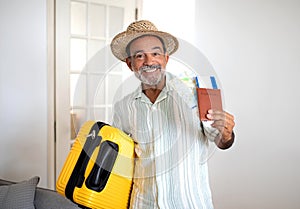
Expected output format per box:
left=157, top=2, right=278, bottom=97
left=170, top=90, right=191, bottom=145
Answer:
left=56, top=121, right=134, bottom=209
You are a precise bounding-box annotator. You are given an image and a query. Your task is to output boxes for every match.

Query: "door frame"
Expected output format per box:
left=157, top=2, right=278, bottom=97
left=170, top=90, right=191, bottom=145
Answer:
left=47, top=0, right=55, bottom=189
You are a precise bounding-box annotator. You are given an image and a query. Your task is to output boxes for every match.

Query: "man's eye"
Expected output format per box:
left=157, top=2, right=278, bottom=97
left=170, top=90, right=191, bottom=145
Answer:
left=134, top=53, right=144, bottom=59
left=153, top=52, right=162, bottom=56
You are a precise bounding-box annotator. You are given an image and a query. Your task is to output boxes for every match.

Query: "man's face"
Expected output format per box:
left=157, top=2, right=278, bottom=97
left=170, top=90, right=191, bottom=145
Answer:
left=126, top=35, right=169, bottom=87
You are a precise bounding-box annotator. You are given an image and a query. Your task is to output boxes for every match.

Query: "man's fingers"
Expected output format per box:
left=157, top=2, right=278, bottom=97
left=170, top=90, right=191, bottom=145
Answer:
left=207, top=109, right=234, bottom=122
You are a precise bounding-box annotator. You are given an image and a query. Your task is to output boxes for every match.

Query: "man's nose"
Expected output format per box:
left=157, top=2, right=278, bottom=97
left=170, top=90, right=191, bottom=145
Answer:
left=143, top=53, right=154, bottom=65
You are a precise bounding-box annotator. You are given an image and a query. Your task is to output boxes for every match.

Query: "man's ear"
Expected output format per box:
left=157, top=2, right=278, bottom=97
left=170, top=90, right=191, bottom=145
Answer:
left=125, top=57, right=133, bottom=71
left=165, top=54, right=170, bottom=63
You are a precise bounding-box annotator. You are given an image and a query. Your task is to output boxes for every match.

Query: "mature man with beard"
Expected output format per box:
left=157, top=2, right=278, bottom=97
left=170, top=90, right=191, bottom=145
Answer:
left=110, top=20, right=235, bottom=209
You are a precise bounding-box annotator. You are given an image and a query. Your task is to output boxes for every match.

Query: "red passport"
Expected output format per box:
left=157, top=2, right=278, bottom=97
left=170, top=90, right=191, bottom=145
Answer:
left=196, top=88, right=223, bottom=121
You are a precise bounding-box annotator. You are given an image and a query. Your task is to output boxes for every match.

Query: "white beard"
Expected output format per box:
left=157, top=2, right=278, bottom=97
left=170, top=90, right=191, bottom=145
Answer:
left=134, top=65, right=165, bottom=86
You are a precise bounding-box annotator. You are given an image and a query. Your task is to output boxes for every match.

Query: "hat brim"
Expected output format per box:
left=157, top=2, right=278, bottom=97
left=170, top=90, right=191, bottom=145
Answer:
left=110, top=30, right=179, bottom=62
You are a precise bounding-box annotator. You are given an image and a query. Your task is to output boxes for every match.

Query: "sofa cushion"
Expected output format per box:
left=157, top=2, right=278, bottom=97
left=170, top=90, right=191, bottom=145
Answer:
left=0, top=176, right=39, bottom=209
left=34, top=187, right=79, bottom=209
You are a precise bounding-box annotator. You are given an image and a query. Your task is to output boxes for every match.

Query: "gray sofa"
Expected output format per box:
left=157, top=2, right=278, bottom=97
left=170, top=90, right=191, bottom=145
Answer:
left=0, top=177, right=79, bottom=209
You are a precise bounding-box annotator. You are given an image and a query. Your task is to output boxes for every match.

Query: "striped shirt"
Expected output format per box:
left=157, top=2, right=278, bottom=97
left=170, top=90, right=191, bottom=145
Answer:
left=112, top=72, right=219, bottom=209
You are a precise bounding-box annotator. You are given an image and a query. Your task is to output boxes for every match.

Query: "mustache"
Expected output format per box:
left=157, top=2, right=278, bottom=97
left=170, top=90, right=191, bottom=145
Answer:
left=139, top=65, right=162, bottom=72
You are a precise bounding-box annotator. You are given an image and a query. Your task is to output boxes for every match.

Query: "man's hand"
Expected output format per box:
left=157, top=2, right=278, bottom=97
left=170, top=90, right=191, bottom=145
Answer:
left=206, top=109, right=235, bottom=149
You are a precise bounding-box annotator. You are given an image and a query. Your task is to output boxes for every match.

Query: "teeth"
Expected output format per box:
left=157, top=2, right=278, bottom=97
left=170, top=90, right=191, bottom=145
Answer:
left=145, top=68, right=157, bottom=73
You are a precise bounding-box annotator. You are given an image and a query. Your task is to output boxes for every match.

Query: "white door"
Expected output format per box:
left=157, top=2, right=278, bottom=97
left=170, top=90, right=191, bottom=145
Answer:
left=55, top=0, right=138, bottom=181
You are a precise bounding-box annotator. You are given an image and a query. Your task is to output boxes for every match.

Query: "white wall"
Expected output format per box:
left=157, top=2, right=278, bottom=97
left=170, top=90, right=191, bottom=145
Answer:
left=0, top=0, right=48, bottom=187
left=195, top=0, right=300, bottom=209
left=142, top=0, right=300, bottom=208
left=142, top=0, right=196, bottom=42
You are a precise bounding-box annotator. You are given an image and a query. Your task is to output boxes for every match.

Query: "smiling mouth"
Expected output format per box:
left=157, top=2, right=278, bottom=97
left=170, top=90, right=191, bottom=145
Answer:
left=144, top=68, right=158, bottom=73
left=140, top=65, right=161, bottom=73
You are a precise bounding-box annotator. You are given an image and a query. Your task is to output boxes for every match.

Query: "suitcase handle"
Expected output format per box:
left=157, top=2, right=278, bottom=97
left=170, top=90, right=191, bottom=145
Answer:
left=85, top=141, right=119, bottom=192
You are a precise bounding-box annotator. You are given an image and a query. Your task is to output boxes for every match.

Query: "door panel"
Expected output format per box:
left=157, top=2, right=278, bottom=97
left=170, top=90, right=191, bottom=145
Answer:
left=55, top=0, right=137, bottom=181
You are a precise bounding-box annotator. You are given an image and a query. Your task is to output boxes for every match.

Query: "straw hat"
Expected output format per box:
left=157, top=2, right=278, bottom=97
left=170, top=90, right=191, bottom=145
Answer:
left=110, top=20, right=179, bottom=61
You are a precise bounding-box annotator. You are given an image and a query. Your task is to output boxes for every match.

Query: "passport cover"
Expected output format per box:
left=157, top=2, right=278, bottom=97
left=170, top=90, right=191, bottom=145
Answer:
left=196, top=88, right=223, bottom=121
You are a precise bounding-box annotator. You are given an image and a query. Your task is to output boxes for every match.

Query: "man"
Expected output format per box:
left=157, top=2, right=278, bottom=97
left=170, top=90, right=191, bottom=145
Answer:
left=110, top=20, right=235, bottom=209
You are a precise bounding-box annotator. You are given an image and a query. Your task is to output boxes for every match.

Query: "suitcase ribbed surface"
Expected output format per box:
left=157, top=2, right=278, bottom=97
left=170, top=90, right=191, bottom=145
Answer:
left=56, top=121, right=134, bottom=209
